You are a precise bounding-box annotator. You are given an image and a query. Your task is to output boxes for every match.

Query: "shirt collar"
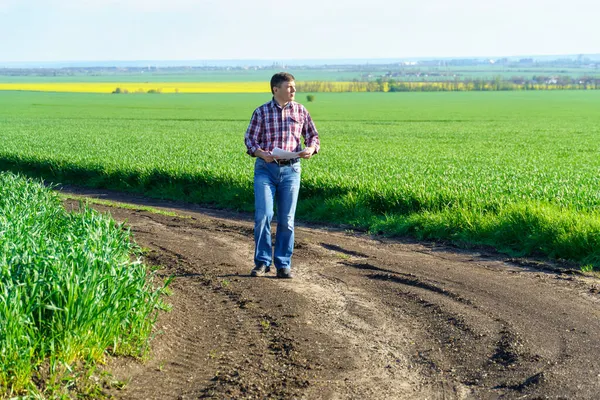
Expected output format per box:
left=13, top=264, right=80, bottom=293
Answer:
left=271, top=97, right=294, bottom=110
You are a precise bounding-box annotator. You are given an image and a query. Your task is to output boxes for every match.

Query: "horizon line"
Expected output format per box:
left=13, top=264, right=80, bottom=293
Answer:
left=2, top=53, right=600, bottom=68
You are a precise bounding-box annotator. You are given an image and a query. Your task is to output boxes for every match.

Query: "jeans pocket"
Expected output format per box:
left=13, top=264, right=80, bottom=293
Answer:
left=292, top=162, right=302, bottom=173
left=255, top=158, right=266, bottom=171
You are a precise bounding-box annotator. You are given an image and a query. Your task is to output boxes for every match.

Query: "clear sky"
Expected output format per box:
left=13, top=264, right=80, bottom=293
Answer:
left=1, top=0, right=598, bottom=63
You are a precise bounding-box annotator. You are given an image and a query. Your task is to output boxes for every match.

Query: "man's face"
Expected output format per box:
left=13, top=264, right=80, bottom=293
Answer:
left=273, top=80, right=296, bottom=104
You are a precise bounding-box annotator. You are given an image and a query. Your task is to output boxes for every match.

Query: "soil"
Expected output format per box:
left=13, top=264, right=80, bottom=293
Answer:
left=61, top=187, right=600, bottom=400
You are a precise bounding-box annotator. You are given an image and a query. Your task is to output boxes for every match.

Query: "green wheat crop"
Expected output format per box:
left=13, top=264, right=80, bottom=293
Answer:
left=0, top=171, right=167, bottom=397
left=0, top=90, right=599, bottom=266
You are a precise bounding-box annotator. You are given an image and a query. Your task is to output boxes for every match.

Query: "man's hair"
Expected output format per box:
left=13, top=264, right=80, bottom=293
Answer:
left=270, top=72, right=295, bottom=94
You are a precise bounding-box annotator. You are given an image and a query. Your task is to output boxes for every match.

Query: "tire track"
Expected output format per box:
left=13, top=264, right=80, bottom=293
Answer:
left=62, top=193, right=600, bottom=399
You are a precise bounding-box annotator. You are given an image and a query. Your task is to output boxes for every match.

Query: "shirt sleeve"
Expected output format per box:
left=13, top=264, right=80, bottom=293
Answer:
left=302, top=110, right=320, bottom=153
left=244, top=108, right=262, bottom=156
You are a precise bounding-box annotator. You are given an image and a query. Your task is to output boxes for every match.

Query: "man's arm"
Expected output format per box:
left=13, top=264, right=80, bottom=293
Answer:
left=253, top=148, right=276, bottom=163
left=244, top=109, right=263, bottom=156
left=299, top=110, right=320, bottom=159
left=245, top=109, right=276, bottom=162
left=298, top=146, right=315, bottom=159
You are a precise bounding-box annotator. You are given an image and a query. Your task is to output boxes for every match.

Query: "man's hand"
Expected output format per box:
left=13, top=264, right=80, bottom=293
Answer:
left=298, top=146, right=316, bottom=159
left=254, top=149, right=276, bottom=163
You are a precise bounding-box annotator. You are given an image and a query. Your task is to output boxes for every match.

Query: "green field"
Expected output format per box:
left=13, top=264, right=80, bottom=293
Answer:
left=1, top=90, right=599, bottom=266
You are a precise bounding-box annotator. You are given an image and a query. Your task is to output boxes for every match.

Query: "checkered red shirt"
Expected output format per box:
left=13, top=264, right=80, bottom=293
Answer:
left=244, top=98, right=320, bottom=156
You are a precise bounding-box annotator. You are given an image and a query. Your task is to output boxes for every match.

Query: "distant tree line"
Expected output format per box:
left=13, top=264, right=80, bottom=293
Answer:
left=297, top=76, right=600, bottom=93
left=112, top=87, right=165, bottom=94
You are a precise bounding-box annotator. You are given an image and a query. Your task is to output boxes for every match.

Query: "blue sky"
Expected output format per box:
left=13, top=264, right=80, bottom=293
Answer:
left=0, top=0, right=598, bottom=63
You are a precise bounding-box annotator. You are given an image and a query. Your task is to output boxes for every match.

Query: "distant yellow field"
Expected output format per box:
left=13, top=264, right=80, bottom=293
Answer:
left=0, top=82, right=270, bottom=93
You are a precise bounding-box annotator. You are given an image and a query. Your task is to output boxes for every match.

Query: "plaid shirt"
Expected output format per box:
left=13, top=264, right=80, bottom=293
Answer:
left=244, top=98, right=320, bottom=156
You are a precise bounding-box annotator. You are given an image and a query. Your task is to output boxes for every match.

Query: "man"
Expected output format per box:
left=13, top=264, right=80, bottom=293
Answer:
left=244, top=72, right=320, bottom=279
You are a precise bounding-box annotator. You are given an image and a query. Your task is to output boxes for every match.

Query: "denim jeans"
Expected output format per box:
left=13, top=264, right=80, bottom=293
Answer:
left=253, top=158, right=301, bottom=270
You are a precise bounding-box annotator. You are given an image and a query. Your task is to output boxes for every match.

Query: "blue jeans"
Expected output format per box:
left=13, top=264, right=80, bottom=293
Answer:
left=253, top=158, right=301, bottom=270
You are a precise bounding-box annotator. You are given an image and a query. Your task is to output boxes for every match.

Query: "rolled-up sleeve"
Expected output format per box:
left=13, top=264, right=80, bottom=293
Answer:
left=244, top=109, right=262, bottom=156
left=302, top=111, right=320, bottom=153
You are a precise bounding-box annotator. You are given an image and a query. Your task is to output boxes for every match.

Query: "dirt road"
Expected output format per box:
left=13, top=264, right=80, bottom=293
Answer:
left=63, top=189, right=600, bottom=399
